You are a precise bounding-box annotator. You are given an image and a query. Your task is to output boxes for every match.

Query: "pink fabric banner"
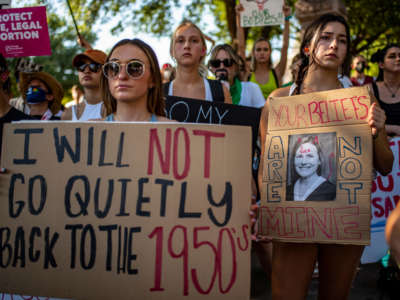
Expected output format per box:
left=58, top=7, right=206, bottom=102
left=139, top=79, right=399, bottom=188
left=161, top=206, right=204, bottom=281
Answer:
left=0, top=6, right=51, bottom=58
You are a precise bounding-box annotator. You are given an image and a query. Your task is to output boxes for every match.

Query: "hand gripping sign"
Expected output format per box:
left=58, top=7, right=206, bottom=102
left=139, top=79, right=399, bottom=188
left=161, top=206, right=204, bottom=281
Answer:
left=0, top=122, right=251, bottom=300
left=258, top=86, right=374, bottom=245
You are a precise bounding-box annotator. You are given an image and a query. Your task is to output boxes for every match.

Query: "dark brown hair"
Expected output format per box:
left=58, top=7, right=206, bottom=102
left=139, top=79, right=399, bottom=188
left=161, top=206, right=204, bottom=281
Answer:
left=294, top=14, right=351, bottom=95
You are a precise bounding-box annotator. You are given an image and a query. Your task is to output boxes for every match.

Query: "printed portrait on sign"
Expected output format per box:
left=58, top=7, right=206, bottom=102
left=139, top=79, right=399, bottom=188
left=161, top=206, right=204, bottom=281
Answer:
left=286, top=132, right=337, bottom=201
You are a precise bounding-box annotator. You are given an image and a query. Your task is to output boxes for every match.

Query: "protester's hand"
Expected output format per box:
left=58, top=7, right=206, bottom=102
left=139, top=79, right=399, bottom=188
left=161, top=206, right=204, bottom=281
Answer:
left=368, top=102, right=386, bottom=138
left=235, top=3, right=244, bottom=14
left=77, top=35, right=92, bottom=50
left=283, top=3, right=291, bottom=17
left=249, top=203, right=272, bottom=243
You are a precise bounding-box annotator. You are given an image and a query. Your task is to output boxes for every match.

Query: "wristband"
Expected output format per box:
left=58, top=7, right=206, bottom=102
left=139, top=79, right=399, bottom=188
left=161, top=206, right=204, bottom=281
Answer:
left=285, top=15, right=292, bottom=21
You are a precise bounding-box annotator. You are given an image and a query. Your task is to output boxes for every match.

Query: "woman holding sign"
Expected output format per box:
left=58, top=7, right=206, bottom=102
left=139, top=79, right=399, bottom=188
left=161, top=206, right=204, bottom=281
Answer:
left=165, top=20, right=231, bottom=103
left=236, top=3, right=291, bottom=99
left=257, top=14, right=393, bottom=299
left=101, top=38, right=170, bottom=122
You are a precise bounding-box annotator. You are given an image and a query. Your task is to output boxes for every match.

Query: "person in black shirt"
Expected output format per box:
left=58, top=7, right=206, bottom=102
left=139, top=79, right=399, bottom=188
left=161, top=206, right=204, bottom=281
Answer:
left=0, top=53, right=32, bottom=165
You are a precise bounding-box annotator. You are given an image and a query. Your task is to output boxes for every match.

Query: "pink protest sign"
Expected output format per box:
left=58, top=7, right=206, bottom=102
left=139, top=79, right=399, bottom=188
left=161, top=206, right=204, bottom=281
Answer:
left=0, top=6, right=51, bottom=58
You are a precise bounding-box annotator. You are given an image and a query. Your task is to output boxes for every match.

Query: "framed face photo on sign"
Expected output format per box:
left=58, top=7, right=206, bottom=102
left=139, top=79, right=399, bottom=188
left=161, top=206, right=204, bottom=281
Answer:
left=286, top=132, right=337, bottom=201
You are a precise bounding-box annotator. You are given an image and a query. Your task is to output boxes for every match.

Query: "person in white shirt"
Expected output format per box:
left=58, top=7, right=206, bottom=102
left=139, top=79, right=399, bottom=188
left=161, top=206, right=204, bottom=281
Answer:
left=208, top=44, right=265, bottom=108
left=62, top=48, right=107, bottom=121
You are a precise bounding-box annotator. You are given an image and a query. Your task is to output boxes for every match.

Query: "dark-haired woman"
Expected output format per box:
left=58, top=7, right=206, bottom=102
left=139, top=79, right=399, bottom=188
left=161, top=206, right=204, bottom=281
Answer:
left=370, top=44, right=400, bottom=136
left=101, top=38, right=170, bottom=122
left=258, top=14, right=393, bottom=299
left=236, top=3, right=291, bottom=100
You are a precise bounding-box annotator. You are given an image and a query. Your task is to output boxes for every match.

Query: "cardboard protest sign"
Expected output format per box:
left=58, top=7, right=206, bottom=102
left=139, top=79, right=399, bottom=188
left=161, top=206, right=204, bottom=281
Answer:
left=165, top=95, right=261, bottom=153
left=240, top=0, right=284, bottom=27
left=0, top=122, right=251, bottom=300
left=361, top=137, right=400, bottom=263
left=258, top=86, right=373, bottom=245
left=0, top=6, right=51, bottom=57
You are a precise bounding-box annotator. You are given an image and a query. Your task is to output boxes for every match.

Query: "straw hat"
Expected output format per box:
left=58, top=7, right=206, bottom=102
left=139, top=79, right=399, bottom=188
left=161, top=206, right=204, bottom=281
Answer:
left=19, top=71, right=64, bottom=114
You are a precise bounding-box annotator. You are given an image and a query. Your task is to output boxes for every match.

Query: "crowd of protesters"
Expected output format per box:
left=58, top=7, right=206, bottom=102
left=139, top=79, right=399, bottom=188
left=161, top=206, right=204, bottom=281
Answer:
left=1, top=2, right=400, bottom=300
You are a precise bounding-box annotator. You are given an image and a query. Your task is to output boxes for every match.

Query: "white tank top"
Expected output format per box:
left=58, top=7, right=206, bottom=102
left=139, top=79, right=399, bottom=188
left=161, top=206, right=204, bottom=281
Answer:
left=71, top=98, right=103, bottom=121
left=168, top=77, right=213, bottom=101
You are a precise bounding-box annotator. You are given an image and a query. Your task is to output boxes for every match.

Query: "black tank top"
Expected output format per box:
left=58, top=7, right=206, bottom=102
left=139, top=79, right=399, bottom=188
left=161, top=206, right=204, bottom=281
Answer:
left=372, top=81, right=400, bottom=125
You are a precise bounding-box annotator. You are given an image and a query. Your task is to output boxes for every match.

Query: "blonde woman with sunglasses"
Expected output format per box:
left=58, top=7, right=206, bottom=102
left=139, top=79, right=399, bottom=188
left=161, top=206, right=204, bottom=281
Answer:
left=102, top=39, right=170, bottom=122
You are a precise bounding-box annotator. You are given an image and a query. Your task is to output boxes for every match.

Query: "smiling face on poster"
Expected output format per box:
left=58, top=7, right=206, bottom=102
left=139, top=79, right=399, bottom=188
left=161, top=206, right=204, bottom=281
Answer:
left=240, top=0, right=284, bottom=27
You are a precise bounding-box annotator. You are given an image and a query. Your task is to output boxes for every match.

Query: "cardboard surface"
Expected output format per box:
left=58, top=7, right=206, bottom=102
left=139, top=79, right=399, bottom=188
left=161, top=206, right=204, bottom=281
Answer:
left=240, top=0, right=284, bottom=27
left=0, top=122, right=251, bottom=300
left=259, top=87, right=373, bottom=245
left=165, top=95, right=261, bottom=154
left=0, top=6, right=51, bottom=57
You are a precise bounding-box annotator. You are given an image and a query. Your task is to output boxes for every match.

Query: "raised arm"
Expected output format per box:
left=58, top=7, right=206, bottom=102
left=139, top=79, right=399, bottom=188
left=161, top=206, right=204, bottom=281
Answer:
left=274, top=4, right=291, bottom=84
left=235, top=4, right=246, bottom=63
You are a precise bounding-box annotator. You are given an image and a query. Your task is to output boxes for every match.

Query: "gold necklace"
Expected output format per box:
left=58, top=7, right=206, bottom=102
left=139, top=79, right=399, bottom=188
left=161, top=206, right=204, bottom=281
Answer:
left=383, top=81, right=400, bottom=98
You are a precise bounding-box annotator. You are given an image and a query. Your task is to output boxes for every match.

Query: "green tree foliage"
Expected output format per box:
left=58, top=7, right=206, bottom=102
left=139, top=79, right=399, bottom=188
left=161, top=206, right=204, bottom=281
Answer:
left=11, top=0, right=96, bottom=100
left=10, top=0, right=400, bottom=96
left=345, top=0, right=400, bottom=57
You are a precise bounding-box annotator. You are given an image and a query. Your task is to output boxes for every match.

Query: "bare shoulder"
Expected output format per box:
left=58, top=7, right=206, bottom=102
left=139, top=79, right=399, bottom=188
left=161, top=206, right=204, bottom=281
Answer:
left=269, top=86, right=291, bottom=98
left=157, top=116, right=177, bottom=122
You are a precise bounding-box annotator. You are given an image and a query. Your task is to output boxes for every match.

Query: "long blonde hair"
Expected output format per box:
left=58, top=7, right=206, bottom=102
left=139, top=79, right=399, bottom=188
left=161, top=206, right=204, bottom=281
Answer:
left=170, top=20, right=207, bottom=75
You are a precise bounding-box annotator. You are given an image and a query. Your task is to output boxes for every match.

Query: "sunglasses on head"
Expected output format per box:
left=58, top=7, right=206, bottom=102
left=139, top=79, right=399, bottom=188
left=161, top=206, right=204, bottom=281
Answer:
left=102, top=60, right=145, bottom=79
left=77, top=63, right=102, bottom=73
left=209, top=58, right=234, bottom=68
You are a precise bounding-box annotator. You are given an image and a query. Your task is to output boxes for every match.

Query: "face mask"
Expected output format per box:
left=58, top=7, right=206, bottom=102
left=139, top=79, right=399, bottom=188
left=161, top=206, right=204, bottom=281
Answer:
left=355, top=62, right=366, bottom=73
left=26, top=86, right=47, bottom=104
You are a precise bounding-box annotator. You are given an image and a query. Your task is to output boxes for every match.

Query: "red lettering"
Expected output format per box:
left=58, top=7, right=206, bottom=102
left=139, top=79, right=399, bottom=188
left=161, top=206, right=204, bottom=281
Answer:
left=308, top=101, right=321, bottom=124
left=168, top=225, right=189, bottom=295
left=318, top=100, right=330, bottom=123
left=271, top=104, right=286, bottom=127
left=147, top=128, right=171, bottom=175
left=218, top=228, right=237, bottom=294
left=191, top=227, right=218, bottom=294
left=173, top=127, right=191, bottom=180
left=329, top=99, right=343, bottom=122
left=356, top=96, right=369, bottom=119
left=372, top=197, right=384, bottom=217
left=259, top=207, right=285, bottom=236
left=193, top=130, right=225, bottom=178
left=306, top=207, right=334, bottom=239
left=349, top=96, right=360, bottom=119
left=333, top=206, right=361, bottom=240
left=284, top=207, right=306, bottom=238
left=394, top=195, right=400, bottom=206
left=377, top=175, right=394, bottom=192
left=236, top=224, right=250, bottom=251
left=295, top=104, right=308, bottom=127
left=384, top=196, right=394, bottom=218
left=340, top=98, right=352, bottom=120
left=148, top=226, right=165, bottom=291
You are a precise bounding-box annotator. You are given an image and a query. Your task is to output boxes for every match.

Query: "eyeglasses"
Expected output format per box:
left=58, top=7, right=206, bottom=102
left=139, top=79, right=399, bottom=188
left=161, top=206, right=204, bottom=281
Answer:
left=77, top=63, right=102, bottom=73
left=102, top=60, right=145, bottom=79
left=209, top=58, right=234, bottom=68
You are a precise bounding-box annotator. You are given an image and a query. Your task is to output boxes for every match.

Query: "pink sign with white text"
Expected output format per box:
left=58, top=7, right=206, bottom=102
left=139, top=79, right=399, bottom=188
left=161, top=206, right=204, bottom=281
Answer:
left=0, top=6, right=51, bottom=58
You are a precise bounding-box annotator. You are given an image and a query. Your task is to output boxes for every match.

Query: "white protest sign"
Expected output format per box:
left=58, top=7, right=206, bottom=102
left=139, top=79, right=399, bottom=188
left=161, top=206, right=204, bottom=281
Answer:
left=240, top=0, right=284, bottom=27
